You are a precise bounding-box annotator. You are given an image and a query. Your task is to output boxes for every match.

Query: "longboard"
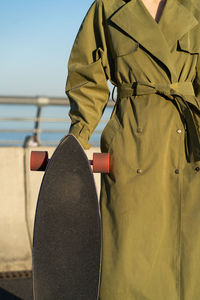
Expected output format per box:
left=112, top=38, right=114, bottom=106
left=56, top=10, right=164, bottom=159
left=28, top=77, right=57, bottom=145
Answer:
left=32, top=135, right=107, bottom=300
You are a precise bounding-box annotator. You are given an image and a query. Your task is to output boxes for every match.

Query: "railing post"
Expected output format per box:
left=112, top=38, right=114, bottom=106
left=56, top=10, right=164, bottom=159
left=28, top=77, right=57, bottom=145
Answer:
left=34, top=105, right=42, bottom=143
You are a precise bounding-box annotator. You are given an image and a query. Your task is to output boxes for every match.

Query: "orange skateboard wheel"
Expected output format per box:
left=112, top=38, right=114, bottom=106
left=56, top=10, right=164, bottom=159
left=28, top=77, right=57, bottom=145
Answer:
left=93, top=153, right=110, bottom=173
left=30, top=151, right=49, bottom=171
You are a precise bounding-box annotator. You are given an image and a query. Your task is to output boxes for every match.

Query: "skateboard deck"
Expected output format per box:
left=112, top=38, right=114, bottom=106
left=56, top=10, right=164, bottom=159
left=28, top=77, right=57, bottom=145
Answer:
left=32, top=135, right=101, bottom=300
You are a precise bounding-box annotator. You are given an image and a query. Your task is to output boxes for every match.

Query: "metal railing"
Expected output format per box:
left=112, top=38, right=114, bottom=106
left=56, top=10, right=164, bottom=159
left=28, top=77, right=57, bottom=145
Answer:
left=0, top=96, right=114, bottom=147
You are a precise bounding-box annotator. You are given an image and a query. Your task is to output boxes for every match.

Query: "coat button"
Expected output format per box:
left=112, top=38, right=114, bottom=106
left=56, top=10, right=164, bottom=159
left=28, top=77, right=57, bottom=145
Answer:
left=195, top=167, right=200, bottom=172
left=137, top=169, right=142, bottom=174
left=175, top=169, right=179, bottom=174
left=176, top=129, right=182, bottom=134
left=137, top=128, right=143, bottom=133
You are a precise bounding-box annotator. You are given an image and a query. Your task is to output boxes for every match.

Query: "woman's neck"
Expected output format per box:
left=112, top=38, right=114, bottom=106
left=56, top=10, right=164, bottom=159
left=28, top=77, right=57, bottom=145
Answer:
left=141, top=0, right=167, bottom=22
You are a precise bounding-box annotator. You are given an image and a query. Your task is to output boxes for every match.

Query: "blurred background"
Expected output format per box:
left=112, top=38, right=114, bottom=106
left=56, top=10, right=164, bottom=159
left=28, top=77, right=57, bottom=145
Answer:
left=1, top=0, right=93, bottom=97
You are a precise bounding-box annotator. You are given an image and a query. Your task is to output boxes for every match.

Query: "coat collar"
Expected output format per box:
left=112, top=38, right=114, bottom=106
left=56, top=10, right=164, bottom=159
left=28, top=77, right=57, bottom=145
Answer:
left=109, top=0, right=199, bottom=80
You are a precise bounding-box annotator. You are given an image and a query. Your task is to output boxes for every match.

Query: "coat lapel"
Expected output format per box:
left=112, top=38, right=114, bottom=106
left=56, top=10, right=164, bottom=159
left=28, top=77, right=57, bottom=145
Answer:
left=109, top=0, right=198, bottom=80
left=158, top=0, right=198, bottom=49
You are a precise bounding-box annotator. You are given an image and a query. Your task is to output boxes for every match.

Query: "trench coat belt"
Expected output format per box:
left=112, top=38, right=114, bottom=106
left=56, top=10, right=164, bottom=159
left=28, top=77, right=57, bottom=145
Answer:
left=117, top=82, right=200, bottom=162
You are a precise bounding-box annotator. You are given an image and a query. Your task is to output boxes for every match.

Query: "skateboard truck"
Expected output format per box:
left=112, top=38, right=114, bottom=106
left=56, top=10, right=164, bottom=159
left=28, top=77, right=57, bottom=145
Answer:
left=30, top=151, right=110, bottom=173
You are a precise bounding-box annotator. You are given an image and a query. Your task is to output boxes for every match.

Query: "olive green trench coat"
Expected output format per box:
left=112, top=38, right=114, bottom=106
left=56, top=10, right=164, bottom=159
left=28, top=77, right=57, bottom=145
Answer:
left=66, top=0, right=200, bottom=299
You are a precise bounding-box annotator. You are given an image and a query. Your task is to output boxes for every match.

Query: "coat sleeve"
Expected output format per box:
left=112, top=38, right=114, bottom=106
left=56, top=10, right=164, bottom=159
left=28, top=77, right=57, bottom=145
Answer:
left=65, top=0, right=110, bottom=149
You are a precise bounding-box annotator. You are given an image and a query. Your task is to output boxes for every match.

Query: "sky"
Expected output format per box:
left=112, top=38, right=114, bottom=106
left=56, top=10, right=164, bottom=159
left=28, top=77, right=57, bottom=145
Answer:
left=0, top=0, right=94, bottom=97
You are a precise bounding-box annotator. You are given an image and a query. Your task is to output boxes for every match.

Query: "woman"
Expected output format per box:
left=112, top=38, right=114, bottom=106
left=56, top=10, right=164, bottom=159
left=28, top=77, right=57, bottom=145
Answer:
left=66, top=0, right=200, bottom=299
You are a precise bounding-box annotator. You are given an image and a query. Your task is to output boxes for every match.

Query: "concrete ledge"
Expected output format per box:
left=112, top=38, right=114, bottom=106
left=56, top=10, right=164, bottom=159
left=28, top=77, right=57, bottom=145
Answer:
left=0, top=148, right=31, bottom=272
left=0, top=146, right=101, bottom=272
